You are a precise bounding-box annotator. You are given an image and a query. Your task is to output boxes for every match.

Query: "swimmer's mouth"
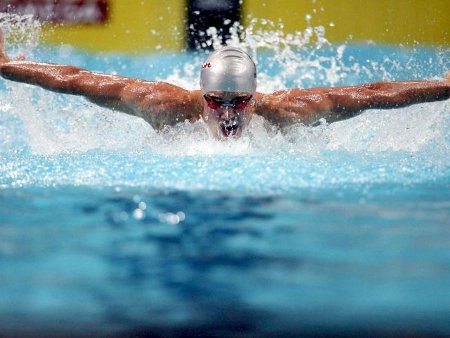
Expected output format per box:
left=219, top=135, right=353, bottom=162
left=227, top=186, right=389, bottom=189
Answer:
left=219, top=118, right=240, bottom=137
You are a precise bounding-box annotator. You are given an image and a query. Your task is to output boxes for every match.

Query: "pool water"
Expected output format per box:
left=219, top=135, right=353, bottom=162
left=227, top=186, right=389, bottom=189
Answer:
left=1, top=18, right=450, bottom=336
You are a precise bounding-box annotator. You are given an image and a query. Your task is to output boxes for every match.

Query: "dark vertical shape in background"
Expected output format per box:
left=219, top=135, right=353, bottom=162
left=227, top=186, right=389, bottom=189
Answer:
left=187, top=0, right=241, bottom=50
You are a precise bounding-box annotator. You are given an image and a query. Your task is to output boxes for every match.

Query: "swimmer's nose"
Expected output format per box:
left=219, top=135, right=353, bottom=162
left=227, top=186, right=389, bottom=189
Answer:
left=221, top=106, right=236, bottom=120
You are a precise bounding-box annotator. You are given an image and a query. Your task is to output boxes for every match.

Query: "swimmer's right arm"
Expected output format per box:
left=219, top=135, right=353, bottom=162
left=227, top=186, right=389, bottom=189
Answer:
left=0, top=62, right=203, bottom=129
left=0, top=29, right=203, bottom=129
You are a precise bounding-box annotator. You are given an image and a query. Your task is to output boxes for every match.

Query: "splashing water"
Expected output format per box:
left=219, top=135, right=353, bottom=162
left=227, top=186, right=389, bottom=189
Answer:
left=0, top=14, right=449, bottom=191
left=1, top=13, right=450, bottom=337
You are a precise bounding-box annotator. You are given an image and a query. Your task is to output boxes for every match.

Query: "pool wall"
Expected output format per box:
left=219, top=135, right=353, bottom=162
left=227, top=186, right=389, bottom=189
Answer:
left=2, top=0, right=449, bottom=52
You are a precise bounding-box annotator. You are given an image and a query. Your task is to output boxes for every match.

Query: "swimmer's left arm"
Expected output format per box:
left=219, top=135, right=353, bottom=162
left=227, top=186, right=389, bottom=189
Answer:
left=318, top=79, right=450, bottom=123
left=256, top=78, right=449, bottom=126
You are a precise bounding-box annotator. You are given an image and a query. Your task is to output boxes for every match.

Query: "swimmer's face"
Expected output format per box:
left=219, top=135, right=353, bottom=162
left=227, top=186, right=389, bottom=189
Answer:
left=202, top=91, right=256, bottom=139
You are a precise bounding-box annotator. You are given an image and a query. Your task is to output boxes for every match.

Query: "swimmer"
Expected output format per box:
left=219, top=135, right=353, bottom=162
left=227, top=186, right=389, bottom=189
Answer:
left=0, top=28, right=449, bottom=139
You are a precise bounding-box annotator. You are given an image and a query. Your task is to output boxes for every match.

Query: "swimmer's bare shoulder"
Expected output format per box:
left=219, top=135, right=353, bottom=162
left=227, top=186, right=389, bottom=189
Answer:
left=256, top=77, right=450, bottom=127
left=0, top=28, right=203, bottom=130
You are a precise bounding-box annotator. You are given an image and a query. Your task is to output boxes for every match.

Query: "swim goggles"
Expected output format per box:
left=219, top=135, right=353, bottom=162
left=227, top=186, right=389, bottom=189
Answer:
left=204, top=94, right=252, bottom=110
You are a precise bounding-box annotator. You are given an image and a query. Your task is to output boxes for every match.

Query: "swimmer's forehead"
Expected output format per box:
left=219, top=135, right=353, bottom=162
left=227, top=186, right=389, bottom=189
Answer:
left=204, top=91, right=253, bottom=99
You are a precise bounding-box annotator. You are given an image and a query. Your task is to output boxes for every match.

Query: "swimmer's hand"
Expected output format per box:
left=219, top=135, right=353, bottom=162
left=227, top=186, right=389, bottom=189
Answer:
left=0, top=28, right=10, bottom=65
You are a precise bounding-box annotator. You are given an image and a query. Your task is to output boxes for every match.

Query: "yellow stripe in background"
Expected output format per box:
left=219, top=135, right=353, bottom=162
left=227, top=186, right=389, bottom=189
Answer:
left=40, top=0, right=449, bottom=53
left=41, top=0, right=186, bottom=53
left=243, top=0, right=450, bottom=46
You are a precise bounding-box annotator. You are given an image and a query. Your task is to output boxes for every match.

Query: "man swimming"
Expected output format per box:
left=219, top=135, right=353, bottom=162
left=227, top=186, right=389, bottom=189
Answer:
left=0, top=28, right=449, bottom=139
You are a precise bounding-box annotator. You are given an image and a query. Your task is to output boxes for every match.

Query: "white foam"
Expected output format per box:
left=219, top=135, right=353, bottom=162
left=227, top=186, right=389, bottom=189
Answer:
left=326, top=101, right=449, bottom=153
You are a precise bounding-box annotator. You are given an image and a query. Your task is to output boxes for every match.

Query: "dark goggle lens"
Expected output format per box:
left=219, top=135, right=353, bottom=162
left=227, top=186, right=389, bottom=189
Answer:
left=232, top=96, right=252, bottom=109
left=204, top=96, right=223, bottom=110
left=204, top=95, right=252, bottom=110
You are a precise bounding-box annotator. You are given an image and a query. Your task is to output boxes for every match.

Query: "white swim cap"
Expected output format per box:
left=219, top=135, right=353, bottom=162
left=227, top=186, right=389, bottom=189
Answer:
left=200, top=46, right=256, bottom=95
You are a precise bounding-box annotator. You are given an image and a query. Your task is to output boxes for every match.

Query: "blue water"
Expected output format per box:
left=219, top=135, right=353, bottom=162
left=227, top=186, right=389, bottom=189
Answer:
left=1, top=32, right=450, bottom=336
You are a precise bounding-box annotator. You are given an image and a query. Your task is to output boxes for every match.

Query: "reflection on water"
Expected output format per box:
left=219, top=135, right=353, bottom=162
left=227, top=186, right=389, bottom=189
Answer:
left=1, top=186, right=450, bottom=335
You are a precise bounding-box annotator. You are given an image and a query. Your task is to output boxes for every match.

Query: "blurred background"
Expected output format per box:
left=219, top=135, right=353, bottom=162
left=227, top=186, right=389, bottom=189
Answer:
left=0, top=0, right=449, bottom=53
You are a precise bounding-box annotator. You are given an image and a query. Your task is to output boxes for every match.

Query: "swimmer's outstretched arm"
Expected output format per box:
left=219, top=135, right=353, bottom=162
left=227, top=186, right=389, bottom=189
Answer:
left=0, top=29, right=203, bottom=129
left=256, top=78, right=450, bottom=126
